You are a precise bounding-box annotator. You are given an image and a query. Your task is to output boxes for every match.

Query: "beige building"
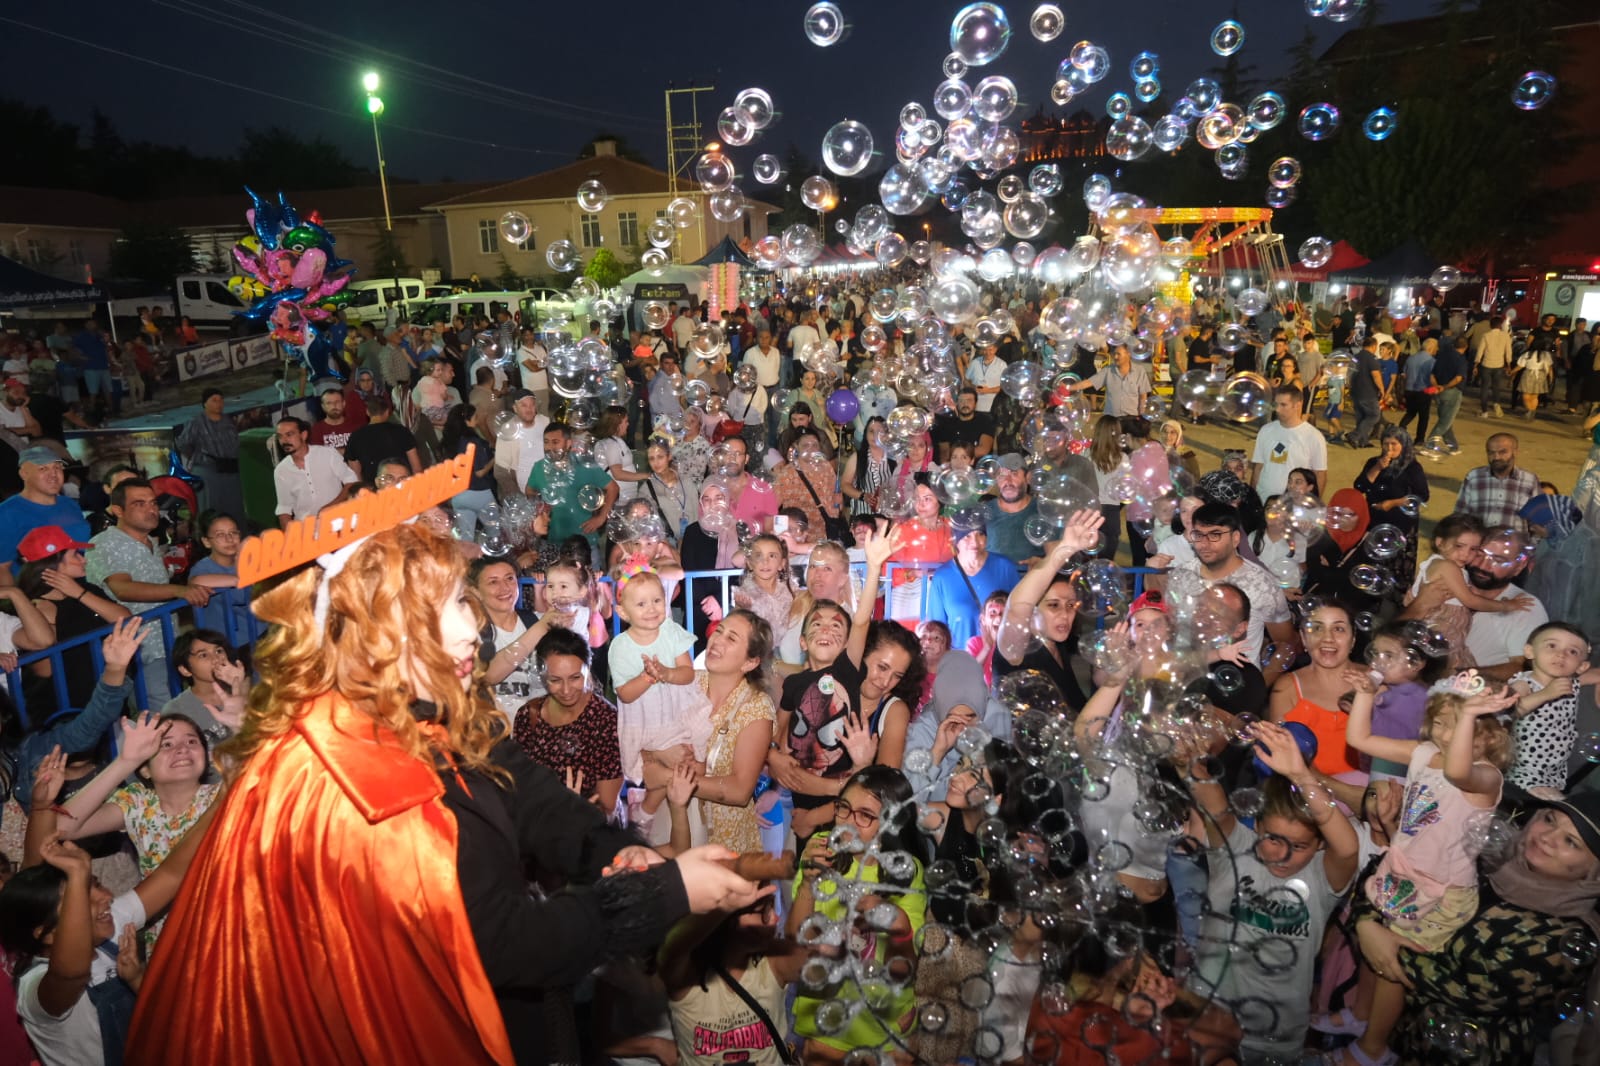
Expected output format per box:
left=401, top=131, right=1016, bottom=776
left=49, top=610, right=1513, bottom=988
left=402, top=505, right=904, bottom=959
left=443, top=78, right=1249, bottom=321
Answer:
left=426, top=139, right=775, bottom=279
left=0, top=186, right=124, bottom=282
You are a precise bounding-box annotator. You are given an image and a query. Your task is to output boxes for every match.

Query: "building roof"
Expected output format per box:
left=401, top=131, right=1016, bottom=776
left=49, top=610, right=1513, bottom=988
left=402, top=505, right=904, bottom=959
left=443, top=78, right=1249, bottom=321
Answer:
left=136, top=182, right=494, bottom=229
left=1318, top=2, right=1598, bottom=64
left=425, top=154, right=679, bottom=209
left=0, top=186, right=132, bottom=230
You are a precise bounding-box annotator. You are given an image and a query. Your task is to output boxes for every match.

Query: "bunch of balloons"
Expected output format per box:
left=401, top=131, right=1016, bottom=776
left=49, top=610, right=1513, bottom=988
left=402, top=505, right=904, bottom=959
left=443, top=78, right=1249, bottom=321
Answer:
left=228, top=188, right=357, bottom=379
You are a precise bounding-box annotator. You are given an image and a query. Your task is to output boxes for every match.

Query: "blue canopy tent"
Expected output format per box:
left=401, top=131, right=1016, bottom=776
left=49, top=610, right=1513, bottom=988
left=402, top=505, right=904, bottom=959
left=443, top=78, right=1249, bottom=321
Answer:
left=691, top=236, right=756, bottom=268
left=0, top=254, right=104, bottom=310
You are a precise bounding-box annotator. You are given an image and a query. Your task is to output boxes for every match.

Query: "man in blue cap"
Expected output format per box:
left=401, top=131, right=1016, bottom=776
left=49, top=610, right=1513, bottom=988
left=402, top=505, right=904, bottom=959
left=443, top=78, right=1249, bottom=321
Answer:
left=0, top=446, right=89, bottom=581
left=926, top=509, right=1019, bottom=648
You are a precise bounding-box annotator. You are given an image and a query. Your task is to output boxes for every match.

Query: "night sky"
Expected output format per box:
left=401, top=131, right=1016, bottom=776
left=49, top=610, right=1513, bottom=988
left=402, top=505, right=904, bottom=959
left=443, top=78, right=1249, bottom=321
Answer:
left=3, top=0, right=1438, bottom=187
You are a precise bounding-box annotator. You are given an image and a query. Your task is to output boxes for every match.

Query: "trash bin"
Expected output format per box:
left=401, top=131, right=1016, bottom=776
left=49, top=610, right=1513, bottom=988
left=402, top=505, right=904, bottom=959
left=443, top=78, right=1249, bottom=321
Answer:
left=238, top=427, right=278, bottom=533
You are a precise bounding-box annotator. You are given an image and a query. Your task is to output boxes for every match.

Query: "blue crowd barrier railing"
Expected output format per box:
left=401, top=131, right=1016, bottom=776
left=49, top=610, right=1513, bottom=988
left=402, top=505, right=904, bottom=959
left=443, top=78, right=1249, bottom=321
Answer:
left=5, top=562, right=1163, bottom=732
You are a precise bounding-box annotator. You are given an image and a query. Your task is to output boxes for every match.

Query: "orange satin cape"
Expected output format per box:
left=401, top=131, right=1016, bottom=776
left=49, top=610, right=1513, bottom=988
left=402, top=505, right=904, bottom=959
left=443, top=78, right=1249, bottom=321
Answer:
left=125, top=693, right=513, bottom=1065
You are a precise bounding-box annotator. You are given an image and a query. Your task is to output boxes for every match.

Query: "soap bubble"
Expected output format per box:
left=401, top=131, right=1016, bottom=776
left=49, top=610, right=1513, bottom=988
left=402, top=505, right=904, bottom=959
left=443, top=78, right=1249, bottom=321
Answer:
left=950, top=3, right=1012, bottom=67
left=1362, top=106, right=1398, bottom=141
left=934, top=79, right=973, bottom=121
left=822, top=120, right=875, bottom=176
left=575, top=179, right=608, bottom=212
left=1211, top=20, right=1245, bottom=56
left=1237, top=288, right=1270, bottom=317
left=973, top=76, right=1019, bottom=123
left=1512, top=70, right=1556, bottom=111
left=666, top=196, right=698, bottom=228
left=1130, top=51, right=1159, bottom=80
left=1029, top=164, right=1063, bottom=197
left=1134, top=79, right=1161, bottom=103
left=1268, top=156, right=1303, bottom=188
left=1030, top=3, right=1064, bottom=41
left=1299, top=237, right=1334, bottom=269
left=752, top=154, right=783, bottom=185
left=497, top=211, right=532, bottom=246
left=734, top=87, right=775, bottom=129
left=800, top=175, right=837, bottom=211
left=694, top=152, right=735, bottom=193
left=1219, top=374, right=1272, bottom=422
left=1185, top=77, right=1222, bottom=114
left=716, top=107, right=755, bottom=147
left=803, top=2, right=844, bottom=46
left=645, top=217, right=676, bottom=249
left=1106, top=92, right=1132, bottom=121
left=1069, top=41, right=1111, bottom=82
left=1430, top=265, right=1461, bottom=292
left=1248, top=91, right=1286, bottom=130
left=1298, top=103, right=1341, bottom=141
left=781, top=224, right=822, bottom=266
left=1152, top=116, right=1188, bottom=153
left=1362, top=524, right=1406, bottom=560
left=1350, top=564, right=1393, bottom=596
left=546, top=239, right=578, bottom=272
left=1104, top=117, right=1153, bottom=162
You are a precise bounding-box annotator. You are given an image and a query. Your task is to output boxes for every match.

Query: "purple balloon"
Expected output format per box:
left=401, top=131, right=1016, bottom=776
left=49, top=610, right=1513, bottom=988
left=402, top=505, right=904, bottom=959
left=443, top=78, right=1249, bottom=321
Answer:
left=825, top=388, right=860, bottom=423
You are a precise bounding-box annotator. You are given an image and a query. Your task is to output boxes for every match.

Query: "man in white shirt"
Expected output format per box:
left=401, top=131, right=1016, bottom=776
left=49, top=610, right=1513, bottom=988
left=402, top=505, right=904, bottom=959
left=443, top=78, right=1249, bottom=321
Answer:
left=965, top=343, right=1007, bottom=412
left=1249, top=384, right=1328, bottom=501
left=273, top=417, right=357, bottom=527
left=492, top=389, right=549, bottom=499
left=516, top=328, right=549, bottom=411
left=0, top=378, right=43, bottom=439
left=742, top=330, right=782, bottom=390
left=1474, top=314, right=1514, bottom=417
left=1461, top=529, right=1549, bottom=680
left=785, top=311, right=821, bottom=390
left=670, top=309, right=697, bottom=356
left=1163, top=503, right=1295, bottom=670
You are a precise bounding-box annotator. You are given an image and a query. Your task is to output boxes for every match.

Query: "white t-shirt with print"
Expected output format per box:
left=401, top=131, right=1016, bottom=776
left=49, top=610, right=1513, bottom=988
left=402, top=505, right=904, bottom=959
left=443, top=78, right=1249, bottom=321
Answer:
left=17, top=890, right=145, bottom=1066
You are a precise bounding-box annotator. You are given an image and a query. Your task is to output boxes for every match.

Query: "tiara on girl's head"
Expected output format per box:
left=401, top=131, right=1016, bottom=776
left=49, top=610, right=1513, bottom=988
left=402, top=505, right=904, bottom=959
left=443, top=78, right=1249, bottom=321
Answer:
left=616, top=552, right=656, bottom=588
left=1429, top=670, right=1487, bottom=697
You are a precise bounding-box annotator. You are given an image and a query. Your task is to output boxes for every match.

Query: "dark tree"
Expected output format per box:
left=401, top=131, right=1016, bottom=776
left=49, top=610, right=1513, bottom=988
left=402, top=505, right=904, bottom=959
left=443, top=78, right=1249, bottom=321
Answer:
left=109, top=223, right=195, bottom=283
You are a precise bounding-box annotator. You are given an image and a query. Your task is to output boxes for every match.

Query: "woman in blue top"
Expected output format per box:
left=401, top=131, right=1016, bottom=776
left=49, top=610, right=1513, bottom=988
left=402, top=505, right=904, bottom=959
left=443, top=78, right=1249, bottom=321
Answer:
left=185, top=512, right=256, bottom=648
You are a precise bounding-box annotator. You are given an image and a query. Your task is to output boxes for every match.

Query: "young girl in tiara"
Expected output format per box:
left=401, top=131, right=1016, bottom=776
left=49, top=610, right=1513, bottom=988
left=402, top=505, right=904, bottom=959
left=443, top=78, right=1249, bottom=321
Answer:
left=609, top=557, right=712, bottom=843
left=1328, top=669, right=1518, bottom=1064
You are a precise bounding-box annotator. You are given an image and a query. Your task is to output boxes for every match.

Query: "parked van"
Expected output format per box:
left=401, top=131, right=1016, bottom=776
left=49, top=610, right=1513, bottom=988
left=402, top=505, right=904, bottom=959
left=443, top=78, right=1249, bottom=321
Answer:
left=175, top=274, right=247, bottom=326
left=406, top=290, right=536, bottom=328
left=342, top=277, right=427, bottom=326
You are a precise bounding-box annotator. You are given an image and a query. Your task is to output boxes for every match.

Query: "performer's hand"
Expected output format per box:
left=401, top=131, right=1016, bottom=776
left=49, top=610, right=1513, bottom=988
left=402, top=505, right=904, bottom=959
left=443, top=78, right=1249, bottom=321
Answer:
left=674, top=845, right=770, bottom=914
left=603, top=845, right=666, bottom=877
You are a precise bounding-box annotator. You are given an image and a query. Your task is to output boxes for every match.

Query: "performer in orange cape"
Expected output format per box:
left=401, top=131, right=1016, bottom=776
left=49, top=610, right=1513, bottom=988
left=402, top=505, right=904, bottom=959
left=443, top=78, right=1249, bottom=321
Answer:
left=126, top=522, right=763, bottom=1064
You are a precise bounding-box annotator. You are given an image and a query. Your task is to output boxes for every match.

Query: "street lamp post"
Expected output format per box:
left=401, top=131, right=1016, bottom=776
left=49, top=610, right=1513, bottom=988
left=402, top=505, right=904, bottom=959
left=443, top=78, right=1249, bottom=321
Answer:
left=362, top=72, right=401, bottom=327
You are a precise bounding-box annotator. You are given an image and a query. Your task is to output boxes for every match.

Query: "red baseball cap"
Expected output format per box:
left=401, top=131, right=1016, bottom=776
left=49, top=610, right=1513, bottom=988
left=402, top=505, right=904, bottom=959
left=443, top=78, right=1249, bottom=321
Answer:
left=17, top=525, right=92, bottom=563
left=1129, top=590, right=1169, bottom=615
left=4, top=377, right=28, bottom=390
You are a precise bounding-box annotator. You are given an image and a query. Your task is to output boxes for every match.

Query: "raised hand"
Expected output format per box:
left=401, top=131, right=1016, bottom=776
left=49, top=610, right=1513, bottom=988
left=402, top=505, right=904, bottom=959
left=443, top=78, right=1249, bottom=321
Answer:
left=1054, top=509, right=1106, bottom=557
left=1342, top=664, right=1379, bottom=695
left=212, top=658, right=247, bottom=697
left=100, top=617, right=146, bottom=670
left=40, top=567, right=84, bottom=599
left=1250, top=721, right=1309, bottom=780
left=117, top=711, right=166, bottom=768
left=38, top=835, right=92, bottom=879
left=839, top=708, right=879, bottom=768
left=1463, top=686, right=1519, bottom=718
left=699, top=596, right=725, bottom=624
left=30, top=745, right=68, bottom=809
left=116, top=924, right=145, bottom=992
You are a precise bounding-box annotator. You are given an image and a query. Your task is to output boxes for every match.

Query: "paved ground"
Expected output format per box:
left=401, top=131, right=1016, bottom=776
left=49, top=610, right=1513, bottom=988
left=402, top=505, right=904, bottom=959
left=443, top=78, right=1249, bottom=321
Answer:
left=1175, top=401, right=1594, bottom=535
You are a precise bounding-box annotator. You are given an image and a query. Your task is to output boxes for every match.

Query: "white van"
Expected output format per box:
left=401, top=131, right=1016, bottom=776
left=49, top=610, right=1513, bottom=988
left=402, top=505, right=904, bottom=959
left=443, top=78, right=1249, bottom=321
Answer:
left=175, top=274, right=247, bottom=325
left=342, top=277, right=427, bottom=325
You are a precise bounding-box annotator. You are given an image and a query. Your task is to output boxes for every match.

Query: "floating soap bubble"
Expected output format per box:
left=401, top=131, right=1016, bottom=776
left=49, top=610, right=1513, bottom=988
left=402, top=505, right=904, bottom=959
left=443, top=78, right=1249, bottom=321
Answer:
left=666, top=196, right=698, bottom=228
left=1134, top=79, right=1161, bottom=104
left=1237, top=288, right=1269, bottom=317
left=934, top=79, right=972, bottom=120
left=1211, top=20, right=1245, bottom=56
left=1512, top=70, right=1556, bottom=111
left=951, top=3, right=1012, bottom=67
left=1220, top=373, right=1272, bottom=421
left=752, top=154, right=783, bottom=185
left=1362, top=524, right=1406, bottom=560
left=800, top=175, right=837, bottom=211
left=1106, top=92, right=1132, bottom=121
left=695, top=152, right=735, bottom=192
left=716, top=107, right=755, bottom=147
left=822, top=120, right=874, bottom=177
left=1070, top=41, right=1111, bottom=82
left=1298, top=102, right=1341, bottom=141
left=1030, top=2, right=1063, bottom=41
left=803, top=2, right=844, bottom=46
left=1268, top=156, right=1303, bottom=189
left=781, top=223, right=822, bottom=266
left=1299, top=236, right=1334, bottom=269
left=1430, top=265, right=1461, bottom=292
left=1152, top=116, right=1188, bottom=153
left=1104, top=117, right=1153, bottom=161
left=546, top=239, right=578, bottom=272
left=1248, top=91, right=1286, bottom=130
left=1130, top=51, right=1159, bottom=80
left=1362, top=106, right=1398, bottom=141
left=973, top=76, right=1019, bottom=123
left=734, top=87, right=775, bottom=129
left=497, top=211, right=532, bottom=246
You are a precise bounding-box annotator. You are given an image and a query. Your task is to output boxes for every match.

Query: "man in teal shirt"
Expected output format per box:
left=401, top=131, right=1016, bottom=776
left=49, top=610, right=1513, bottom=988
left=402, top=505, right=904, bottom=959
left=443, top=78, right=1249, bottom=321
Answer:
left=526, top=421, right=616, bottom=556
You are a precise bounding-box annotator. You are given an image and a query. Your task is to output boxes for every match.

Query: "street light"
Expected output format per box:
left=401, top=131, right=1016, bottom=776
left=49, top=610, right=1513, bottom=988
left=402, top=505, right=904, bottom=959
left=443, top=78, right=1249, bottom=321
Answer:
left=362, top=71, right=400, bottom=326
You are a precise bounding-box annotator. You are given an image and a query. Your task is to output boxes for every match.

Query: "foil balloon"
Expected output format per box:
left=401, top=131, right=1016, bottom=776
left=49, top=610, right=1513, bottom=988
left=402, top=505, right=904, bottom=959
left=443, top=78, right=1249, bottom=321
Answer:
left=231, top=188, right=356, bottom=379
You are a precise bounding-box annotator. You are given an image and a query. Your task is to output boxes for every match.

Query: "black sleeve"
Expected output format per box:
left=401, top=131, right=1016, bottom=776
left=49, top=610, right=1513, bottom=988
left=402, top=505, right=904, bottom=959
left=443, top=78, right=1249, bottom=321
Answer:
left=497, top=739, right=645, bottom=881
left=780, top=672, right=806, bottom=716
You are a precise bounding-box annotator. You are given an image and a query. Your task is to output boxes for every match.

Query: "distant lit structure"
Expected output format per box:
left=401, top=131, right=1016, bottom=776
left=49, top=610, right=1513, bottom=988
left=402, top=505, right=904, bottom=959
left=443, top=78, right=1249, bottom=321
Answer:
left=1017, top=109, right=1108, bottom=165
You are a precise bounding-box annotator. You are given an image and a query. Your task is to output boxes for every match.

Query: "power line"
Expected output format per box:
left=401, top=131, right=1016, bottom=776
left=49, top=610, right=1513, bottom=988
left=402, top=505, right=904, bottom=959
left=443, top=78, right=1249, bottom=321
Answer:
left=0, top=15, right=574, bottom=158
left=150, top=0, right=659, bottom=133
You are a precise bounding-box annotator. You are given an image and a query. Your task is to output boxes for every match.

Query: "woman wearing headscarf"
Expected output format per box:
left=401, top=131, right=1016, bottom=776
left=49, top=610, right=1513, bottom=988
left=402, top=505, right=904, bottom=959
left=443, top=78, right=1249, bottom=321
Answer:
left=1355, top=792, right=1600, bottom=1065
left=1354, top=424, right=1430, bottom=587
left=1158, top=418, right=1202, bottom=483
left=1305, top=487, right=1372, bottom=598
left=680, top=479, right=742, bottom=647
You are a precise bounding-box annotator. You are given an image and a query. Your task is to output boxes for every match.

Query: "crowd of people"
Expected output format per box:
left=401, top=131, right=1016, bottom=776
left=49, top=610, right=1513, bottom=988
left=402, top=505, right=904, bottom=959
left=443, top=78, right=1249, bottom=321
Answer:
left=0, top=277, right=1596, bottom=1066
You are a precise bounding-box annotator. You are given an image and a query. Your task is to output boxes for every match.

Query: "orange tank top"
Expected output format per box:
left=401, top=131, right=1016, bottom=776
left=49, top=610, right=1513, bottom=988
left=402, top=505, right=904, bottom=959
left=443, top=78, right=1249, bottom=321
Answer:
left=1283, top=674, right=1361, bottom=776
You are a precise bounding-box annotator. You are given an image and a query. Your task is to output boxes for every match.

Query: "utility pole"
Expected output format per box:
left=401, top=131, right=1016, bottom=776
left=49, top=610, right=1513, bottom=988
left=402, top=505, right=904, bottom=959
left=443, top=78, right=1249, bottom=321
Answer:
left=664, top=84, right=714, bottom=263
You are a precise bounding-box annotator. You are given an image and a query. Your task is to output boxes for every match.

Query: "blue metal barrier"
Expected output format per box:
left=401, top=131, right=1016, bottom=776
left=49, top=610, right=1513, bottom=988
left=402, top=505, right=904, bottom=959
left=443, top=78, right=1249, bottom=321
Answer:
left=5, top=561, right=1163, bottom=731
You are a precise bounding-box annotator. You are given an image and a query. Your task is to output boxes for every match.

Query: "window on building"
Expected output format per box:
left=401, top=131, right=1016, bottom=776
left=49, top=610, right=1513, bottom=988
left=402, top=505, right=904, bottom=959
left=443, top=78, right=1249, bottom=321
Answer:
left=478, top=219, right=499, bottom=255
left=618, top=212, right=639, bottom=248
left=581, top=214, right=602, bottom=248
left=24, top=240, right=42, bottom=265
left=68, top=240, right=85, bottom=266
